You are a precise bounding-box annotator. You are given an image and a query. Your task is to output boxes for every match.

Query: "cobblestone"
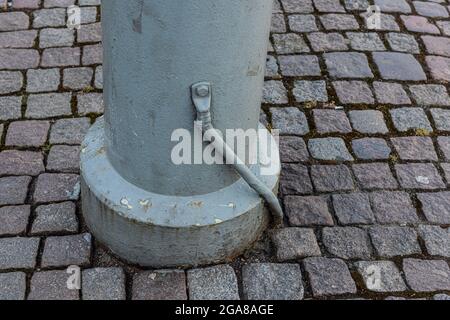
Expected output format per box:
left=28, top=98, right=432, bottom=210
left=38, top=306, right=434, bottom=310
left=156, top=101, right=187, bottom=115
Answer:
left=132, top=270, right=187, bottom=300
left=371, top=191, right=419, bottom=224
left=284, top=196, right=334, bottom=227
left=31, top=202, right=78, bottom=235
left=0, top=272, right=26, bottom=300
left=28, top=270, right=79, bottom=300
left=390, top=107, right=432, bottom=133
left=311, top=165, right=355, bottom=192
left=418, top=225, right=450, bottom=257
left=41, top=233, right=91, bottom=268
left=369, top=226, right=421, bottom=258
left=280, top=164, right=313, bottom=195
left=322, top=227, right=372, bottom=259
left=417, top=192, right=450, bottom=224
left=356, top=261, right=407, bottom=292
left=271, top=107, right=309, bottom=135
left=349, top=110, right=388, bottom=134
left=82, top=268, right=126, bottom=300
left=187, top=265, right=240, bottom=300
left=353, top=163, right=398, bottom=190
left=373, top=52, right=427, bottom=81
left=272, top=228, right=321, bottom=261
left=308, top=138, right=353, bottom=161
left=351, top=138, right=391, bottom=160
left=332, top=193, right=375, bottom=225
left=303, top=257, right=357, bottom=297
left=391, top=137, right=438, bottom=161
left=0, top=237, right=39, bottom=270
left=395, top=163, right=445, bottom=190
left=313, top=109, right=352, bottom=134
left=242, top=264, right=304, bottom=300
left=33, top=173, right=80, bottom=203
left=0, top=205, right=30, bottom=236
left=403, top=259, right=450, bottom=292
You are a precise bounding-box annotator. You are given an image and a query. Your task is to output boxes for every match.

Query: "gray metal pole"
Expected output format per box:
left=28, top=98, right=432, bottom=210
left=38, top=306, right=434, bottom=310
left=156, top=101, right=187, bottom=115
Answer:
left=80, top=0, right=280, bottom=267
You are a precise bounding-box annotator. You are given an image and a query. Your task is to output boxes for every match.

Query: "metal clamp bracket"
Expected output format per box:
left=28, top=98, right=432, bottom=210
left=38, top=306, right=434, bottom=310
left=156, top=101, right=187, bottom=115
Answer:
left=191, top=82, right=212, bottom=113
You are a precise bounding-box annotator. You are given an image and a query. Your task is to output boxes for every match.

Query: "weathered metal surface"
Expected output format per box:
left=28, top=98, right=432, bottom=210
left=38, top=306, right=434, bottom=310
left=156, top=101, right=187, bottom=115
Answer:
left=102, top=0, right=273, bottom=195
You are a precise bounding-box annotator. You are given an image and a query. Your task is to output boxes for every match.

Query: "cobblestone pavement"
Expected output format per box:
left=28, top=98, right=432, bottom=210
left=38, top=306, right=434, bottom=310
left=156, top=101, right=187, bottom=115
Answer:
left=0, top=0, right=450, bottom=300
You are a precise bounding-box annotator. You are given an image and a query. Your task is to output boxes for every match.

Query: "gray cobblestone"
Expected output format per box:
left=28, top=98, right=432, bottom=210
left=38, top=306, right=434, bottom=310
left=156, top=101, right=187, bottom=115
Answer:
left=271, top=107, right=309, bottom=135
left=403, top=259, right=450, bottom=292
left=33, top=173, right=80, bottom=203
left=188, top=265, right=239, bottom=300
left=288, top=14, right=318, bottom=32
left=390, top=107, right=432, bottom=133
left=431, top=109, right=450, bottom=132
left=374, top=0, right=411, bottom=13
left=386, top=33, right=420, bottom=54
left=279, top=136, right=309, bottom=162
left=280, top=164, right=313, bottom=195
left=346, top=32, right=385, bottom=51
left=333, top=81, right=374, bottom=104
left=49, top=118, right=91, bottom=144
left=413, top=1, right=448, bottom=18
left=303, top=257, right=357, bottom=297
left=353, top=163, right=398, bottom=190
left=31, top=202, right=78, bottom=235
left=41, top=233, right=92, bottom=268
left=284, top=196, right=334, bottom=227
left=307, top=32, right=349, bottom=51
left=356, top=261, right=407, bottom=292
left=370, top=226, right=421, bottom=258
left=132, top=270, right=187, bottom=300
left=0, top=237, right=39, bottom=270
left=373, top=82, right=411, bottom=105
left=418, top=192, right=450, bottom=224
left=0, top=176, right=31, bottom=206
left=410, top=84, right=450, bottom=106
left=82, top=268, right=126, bottom=300
left=418, top=225, right=450, bottom=257
left=349, top=110, right=388, bottom=134
left=272, top=33, right=310, bottom=54
left=242, top=264, right=304, bottom=300
left=272, top=228, right=321, bottom=261
left=311, top=165, right=355, bottom=192
left=28, top=270, right=79, bottom=300
left=0, top=150, right=44, bottom=176
left=0, top=96, right=22, bottom=121
left=26, top=93, right=72, bottom=119
left=313, top=109, right=352, bottom=134
left=396, top=163, right=445, bottom=190
left=391, top=137, right=437, bottom=161
left=332, top=193, right=375, bottom=225
left=309, top=138, right=353, bottom=161
left=63, top=67, right=93, bottom=90
left=0, top=272, right=26, bottom=300
left=0, top=71, right=23, bottom=94
left=0, top=205, right=30, bottom=236
left=279, top=55, right=321, bottom=76
left=263, top=81, right=288, bottom=104
left=352, top=138, right=391, bottom=160
left=371, top=191, right=419, bottom=224
left=373, top=52, right=426, bottom=81
left=322, top=227, right=372, bottom=259
left=325, top=52, right=373, bottom=78
left=26, top=68, right=60, bottom=93
left=293, top=80, right=328, bottom=102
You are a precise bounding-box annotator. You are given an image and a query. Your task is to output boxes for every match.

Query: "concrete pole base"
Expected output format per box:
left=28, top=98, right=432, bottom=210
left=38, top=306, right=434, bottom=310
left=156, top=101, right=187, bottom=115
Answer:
left=80, top=117, right=281, bottom=268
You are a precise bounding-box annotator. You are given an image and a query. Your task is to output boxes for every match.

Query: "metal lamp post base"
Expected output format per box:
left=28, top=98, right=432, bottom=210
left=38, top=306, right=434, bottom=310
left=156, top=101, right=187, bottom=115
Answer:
left=80, top=117, right=281, bottom=268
